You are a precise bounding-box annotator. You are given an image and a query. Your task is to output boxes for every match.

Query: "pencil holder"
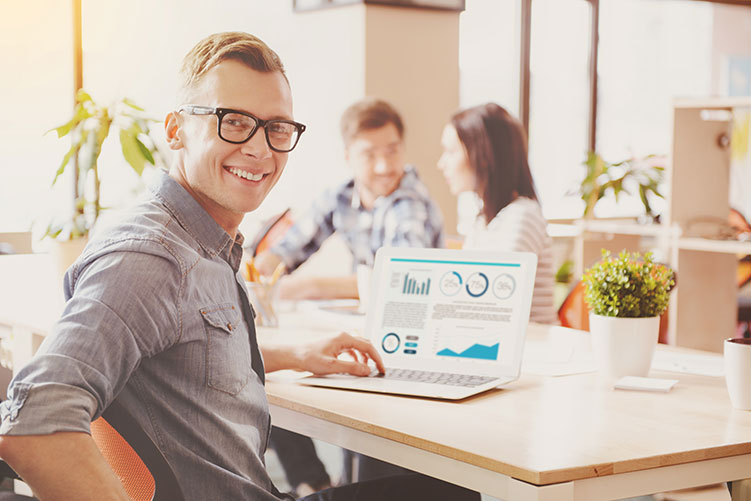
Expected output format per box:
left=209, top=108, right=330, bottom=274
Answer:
left=245, top=281, right=279, bottom=328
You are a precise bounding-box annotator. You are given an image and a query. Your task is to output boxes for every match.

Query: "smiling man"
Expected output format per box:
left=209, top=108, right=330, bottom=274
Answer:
left=0, top=32, right=478, bottom=501
left=255, top=98, right=445, bottom=300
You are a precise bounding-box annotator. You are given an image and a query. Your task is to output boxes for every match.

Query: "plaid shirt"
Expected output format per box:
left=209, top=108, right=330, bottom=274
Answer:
left=272, top=165, right=444, bottom=272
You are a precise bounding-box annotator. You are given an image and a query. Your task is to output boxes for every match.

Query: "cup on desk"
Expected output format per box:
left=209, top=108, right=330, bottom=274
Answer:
left=356, top=264, right=372, bottom=313
left=245, top=281, right=279, bottom=328
left=724, top=337, right=751, bottom=410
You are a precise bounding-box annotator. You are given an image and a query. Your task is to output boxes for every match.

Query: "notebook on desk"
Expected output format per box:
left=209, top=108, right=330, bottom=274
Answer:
left=298, top=247, right=537, bottom=400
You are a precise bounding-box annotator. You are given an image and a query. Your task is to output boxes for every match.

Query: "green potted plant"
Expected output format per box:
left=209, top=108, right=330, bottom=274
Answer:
left=46, top=89, right=162, bottom=269
left=582, top=249, right=675, bottom=379
left=575, top=152, right=665, bottom=220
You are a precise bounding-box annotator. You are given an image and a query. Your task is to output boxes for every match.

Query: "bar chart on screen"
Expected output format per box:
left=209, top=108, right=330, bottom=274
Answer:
left=401, top=272, right=431, bottom=296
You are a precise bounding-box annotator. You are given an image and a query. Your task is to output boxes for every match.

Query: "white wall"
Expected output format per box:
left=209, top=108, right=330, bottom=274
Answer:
left=712, top=3, right=751, bottom=97
left=1, top=1, right=77, bottom=234
left=0, top=1, right=372, bottom=242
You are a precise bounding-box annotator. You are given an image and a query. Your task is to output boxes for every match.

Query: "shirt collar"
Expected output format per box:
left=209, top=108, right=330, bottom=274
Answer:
left=350, top=183, right=363, bottom=210
left=150, top=170, right=244, bottom=263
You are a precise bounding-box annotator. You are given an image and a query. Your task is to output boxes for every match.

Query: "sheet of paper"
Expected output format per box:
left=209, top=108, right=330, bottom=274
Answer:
left=522, top=337, right=596, bottom=377
left=651, top=350, right=724, bottom=378
left=614, top=376, right=679, bottom=392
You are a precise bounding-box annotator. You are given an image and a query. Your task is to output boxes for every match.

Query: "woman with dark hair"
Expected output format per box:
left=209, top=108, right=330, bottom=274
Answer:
left=438, top=103, right=556, bottom=324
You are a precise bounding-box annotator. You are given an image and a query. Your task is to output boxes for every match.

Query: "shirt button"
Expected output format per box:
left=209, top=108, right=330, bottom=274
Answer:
left=227, top=323, right=233, bottom=331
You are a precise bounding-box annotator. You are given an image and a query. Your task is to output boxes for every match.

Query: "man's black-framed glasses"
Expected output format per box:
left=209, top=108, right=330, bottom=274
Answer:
left=178, top=105, right=306, bottom=153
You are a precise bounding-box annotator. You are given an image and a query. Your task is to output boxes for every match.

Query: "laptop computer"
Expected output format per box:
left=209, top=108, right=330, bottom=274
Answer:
left=298, top=247, right=537, bottom=400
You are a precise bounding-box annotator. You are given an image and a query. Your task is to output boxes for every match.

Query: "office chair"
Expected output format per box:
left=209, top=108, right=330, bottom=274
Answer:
left=248, top=209, right=294, bottom=257
left=557, top=280, right=589, bottom=331
left=728, top=208, right=751, bottom=338
left=0, top=399, right=184, bottom=501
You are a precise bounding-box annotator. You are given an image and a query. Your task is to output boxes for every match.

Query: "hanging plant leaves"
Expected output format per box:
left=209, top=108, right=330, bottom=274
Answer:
left=120, top=128, right=146, bottom=176
left=135, top=136, right=155, bottom=166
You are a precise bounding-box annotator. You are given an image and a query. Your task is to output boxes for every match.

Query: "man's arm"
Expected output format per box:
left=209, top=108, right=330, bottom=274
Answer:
left=0, top=432, right=129, bottom=500
left=258, top=189, right=342, bottom=275
left=261, top=332, right=385, bottom=375
left=276, top=274, right=358, bottom=300
left=0, top=250, right=181, bottom=501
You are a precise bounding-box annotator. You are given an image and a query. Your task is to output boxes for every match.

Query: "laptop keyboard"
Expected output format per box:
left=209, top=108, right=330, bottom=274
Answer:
left=370, top=368, right=498, bottom=388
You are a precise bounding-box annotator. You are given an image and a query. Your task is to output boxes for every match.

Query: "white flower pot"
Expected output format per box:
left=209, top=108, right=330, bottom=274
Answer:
left=589, top=313, right=660, bottom=380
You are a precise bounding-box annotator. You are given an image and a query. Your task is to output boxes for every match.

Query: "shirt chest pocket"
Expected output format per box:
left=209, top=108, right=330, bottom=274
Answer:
left=201, top=304, right=253, bottom=395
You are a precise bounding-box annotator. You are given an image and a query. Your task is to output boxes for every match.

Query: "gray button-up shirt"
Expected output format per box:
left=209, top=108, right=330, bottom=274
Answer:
left=1, top=171, right=285, bottom=500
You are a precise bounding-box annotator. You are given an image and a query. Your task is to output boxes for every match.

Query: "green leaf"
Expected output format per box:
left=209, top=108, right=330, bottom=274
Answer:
left=122, top=97, right=145, bottom=111
left=120, top=129, right=146, bottom=176
left=51, top=115, right=79, bottom=138
left=135, top=136, right=155, bottom=166
left=52, top=142, right=78, bottom=185
left=80, top=127, right=98, bottom=173
left=48, top=102, right=91, bottom=138
left=76, top=89, right=93, bottom=104
left=639, top=185, right=649, bottom=209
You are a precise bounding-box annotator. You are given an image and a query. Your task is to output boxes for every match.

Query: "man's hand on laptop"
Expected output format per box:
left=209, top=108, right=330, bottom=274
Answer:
left=298, top=333, right=385, bottom=376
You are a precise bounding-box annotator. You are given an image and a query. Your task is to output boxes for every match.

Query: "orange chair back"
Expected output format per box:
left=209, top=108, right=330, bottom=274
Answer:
left=91, top=417, right=155, bottom=501
left=739, top=257, right=751, bottom=288
left=254, top=211, right=294, bottom=256
left=558, top=281, right=589, bottom=331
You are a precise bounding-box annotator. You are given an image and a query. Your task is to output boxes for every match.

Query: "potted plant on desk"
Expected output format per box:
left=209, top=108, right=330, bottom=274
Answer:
left=582, top=249, right=675, bottom=379
left=45, top=89, right=162, bottom=271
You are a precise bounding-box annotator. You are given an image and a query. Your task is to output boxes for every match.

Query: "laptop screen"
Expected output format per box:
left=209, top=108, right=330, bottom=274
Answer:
left=367, top=247, right=537, bottom=377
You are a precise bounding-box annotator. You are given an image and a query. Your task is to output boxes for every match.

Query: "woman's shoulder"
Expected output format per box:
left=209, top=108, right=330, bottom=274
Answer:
left=488, top=197, right=545, bottom=227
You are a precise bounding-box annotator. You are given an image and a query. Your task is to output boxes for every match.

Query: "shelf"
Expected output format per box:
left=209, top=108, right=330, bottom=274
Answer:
left=673, top=96, right=751, bottom=110
left=579, top=219, right=668, bottom=237
left=676, top=237, right=751, bottom=255
left=548, top=219, right=669, bottom=238
left=547, top=223, right=580, bottom=238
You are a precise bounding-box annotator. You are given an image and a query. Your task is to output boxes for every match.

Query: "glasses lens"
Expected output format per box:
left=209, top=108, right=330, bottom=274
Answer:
left=266, top=122, right=300, bottom=152
left=220, top=112, right=258, bottom=142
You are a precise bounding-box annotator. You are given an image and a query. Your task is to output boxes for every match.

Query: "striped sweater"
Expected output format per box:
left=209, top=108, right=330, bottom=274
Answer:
left=464, top=197, right=557, bottom=324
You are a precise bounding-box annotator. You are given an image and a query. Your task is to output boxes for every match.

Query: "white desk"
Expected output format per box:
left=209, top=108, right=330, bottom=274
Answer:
left=262, top=311, right=751, bottom=501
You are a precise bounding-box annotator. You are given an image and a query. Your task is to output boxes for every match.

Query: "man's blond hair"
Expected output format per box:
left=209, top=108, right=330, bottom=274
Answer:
left=179, top=32, right=287, bottom=101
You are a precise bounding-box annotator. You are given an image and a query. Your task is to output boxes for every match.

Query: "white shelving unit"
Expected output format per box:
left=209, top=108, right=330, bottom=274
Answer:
left=555, top=97, right=751, bottom=352
left=666, top=96, right=751, bottom=352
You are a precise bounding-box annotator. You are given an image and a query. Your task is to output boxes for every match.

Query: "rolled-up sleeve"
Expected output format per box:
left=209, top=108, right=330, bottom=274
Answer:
left=0, top=246, right=181, bottom=436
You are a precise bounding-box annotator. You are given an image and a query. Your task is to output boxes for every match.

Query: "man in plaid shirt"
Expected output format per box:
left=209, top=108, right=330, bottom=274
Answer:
left=255, top=97, right=444, bottom=300
left=255, top=98, right=445, bottom=496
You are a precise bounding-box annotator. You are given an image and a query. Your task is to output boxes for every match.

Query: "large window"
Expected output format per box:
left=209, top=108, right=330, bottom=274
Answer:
left=458, top=0, right=751, bottom=221
left=595, top=0, right=714, bottom=217
left=459, top=0, right=520, bottom=112
left=528, top=0, right=592, bottom=219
